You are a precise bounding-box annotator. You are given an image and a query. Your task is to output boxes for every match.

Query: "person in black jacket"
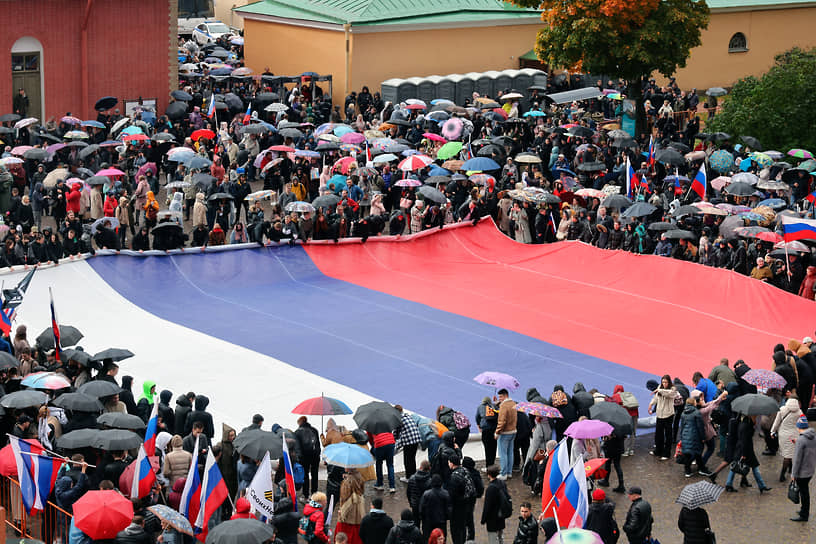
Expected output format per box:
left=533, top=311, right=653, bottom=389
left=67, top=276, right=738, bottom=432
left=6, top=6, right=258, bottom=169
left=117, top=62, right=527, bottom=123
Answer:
left=462, top=456, right=483, bottom=541
left=447, top=457, right=474, bottom=544
left=724, top=414, right=771, bottom=493
left=598, top=429, right=626, bottom=493
left=622, top=487, right=652, bottom=544
left=677, top=505, right=712, bottom=544
left=185, top=394, right=214, bottom=440
left=385, top=510, right=423, bottom=544
left=407, top=460, right=432, bottom=531
left=360, top=497, right=394, bottom=544
left=191, top=224, right=209, bottom=247
left=512, top=502, right=538, bottom=544
left=119, top=375, right=138, bottom=415
left=272, top=497, right=302, bottom=544
left=481, top=466, right=508, bottom=543
left=294, top=416, right=321, bottom=500
left=419, top=474, right=451, bottom=542
left=174, top=392, right=194, bottom=436
left=131, top=226, right=150, bottom=250
left=157, top=389, right=175, bottom=435
left=431, top=431, right=459, bottom=486
left=115, top=515, right=152, bottom=544
left=584, top=489, right=619, bottom=544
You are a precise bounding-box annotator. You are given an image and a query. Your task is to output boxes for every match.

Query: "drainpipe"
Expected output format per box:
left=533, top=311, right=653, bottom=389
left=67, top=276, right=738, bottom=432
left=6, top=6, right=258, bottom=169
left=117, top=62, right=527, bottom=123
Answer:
left=344, top=23, right=351, bottom=100
left=81, top=0, right=95, bottom=119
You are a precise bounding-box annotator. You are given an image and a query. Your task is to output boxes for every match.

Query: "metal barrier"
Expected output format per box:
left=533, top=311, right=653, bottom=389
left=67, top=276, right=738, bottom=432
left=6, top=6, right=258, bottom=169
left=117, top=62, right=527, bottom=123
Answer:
left=0, top=475, right=72, bottom=543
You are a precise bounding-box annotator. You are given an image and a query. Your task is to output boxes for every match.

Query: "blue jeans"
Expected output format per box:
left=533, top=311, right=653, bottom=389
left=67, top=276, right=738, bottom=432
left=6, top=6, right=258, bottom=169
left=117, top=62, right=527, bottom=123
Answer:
left=373, top=443, right=395, bottom=488
left=701, top=437, right=716, bottom=467
left=725, top=465, right=767, bottom=488
left=497, top=433, right=516, bottom=476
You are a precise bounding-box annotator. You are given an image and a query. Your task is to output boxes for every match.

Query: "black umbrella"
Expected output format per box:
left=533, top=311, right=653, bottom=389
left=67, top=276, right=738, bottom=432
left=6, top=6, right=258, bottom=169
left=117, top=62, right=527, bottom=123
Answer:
left=233, top=429, right=283, bottom=461
left=740, top=136, right=762, bottom=150
left=589, top=402, right=632, bottom=434
left=387, top=119, right=411, bottom=127
left=0, top=113, right=22, bottom=123
left=708, top=132, right=730, bottom=142
left=208, top=192, right=233, bottom=201
left=668, top=142, right=691, bottom=153
left=78, top=144, right=101, bottom=160
left=24, top=148, right=48, bottom=161
left=165, top=101, right=188, bottom=121
left=92, top=429, right=142, bottom=450
left=86, top=175, right=109, bottom=186
left=353, top=401, right=401, bottom=434
left=34, top=131, right=58, bottom=142
left=97, top=412, right=147, bottom=431
left=620, top=202, right=657, bottom=218
left=204, top=518, right=276, bottom=544
left=279, top=128, right=303, bottom=139
left=478, top=101, right=500, bottom=110
left=384, top=144, right=409, bottom=154
left=0, top=390, right=48, bottom=409
left=601, top=194, right=632, bottom=209
left=568, top=126, right=595, bottom=138
left=672, top=205, right=703, bottom=217
left=477, top=144, right=504, bottom=158
left=52, top=393, right=103, bottom=413
left=424, top=175, right=450, bottom=186
left=312, top=194, right=341, bottom=209
left=663, top=229, right=696, bottom=241
left=577, top=161, right=606, bottom=172
left=254, top=92, right=279, bottom=106
left=316, top=142, right=340, bottom=152
left=36, top=325, right=83, bottom=350
left=95, top=96, right=118, bottom=111
left=611, top=138, right=638, bottom=149
left=91, top=348, right=134, bottom=362
left=193, top=173, right=217, bottom=188
left=0, top=352, right=20, bottom=370
left=242, top=124, right=268, bottom=135
left=655, top=148, right=685, bottom=166
left=152, top=222, right=183, bottom=235
left=56, top=429, right=99, bottom=449
left=572, top=390, right=594, bottom=410
left=418, top=185, right=446, bottom=204
left=62, top=348, right=92, bottom=366
left=152, top=133, right=176, bottom=142
left=223, top=93, right=244, bottom=111
left=731, top=393, right=779, bottom=416
left=648, top=221, right=675, bottom=231
left=66, top=141, right=89, bottom=148
left=77, top=381, right=122, bottom=398
left=724, top=182, right=755, bottom=197
left=171, top=90, right=193, bottom=102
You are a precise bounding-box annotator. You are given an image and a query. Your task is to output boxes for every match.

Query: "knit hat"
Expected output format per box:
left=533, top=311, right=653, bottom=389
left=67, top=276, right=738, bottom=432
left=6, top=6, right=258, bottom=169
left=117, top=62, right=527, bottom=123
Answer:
left=592, top=489, right=605, bottom=501
left=797, top=415, right=810, bottom=430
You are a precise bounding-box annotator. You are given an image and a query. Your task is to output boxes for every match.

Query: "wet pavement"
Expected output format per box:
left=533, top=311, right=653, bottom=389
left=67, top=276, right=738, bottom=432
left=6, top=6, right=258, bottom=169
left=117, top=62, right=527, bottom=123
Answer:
left=346, top=432, right=814, bottom=544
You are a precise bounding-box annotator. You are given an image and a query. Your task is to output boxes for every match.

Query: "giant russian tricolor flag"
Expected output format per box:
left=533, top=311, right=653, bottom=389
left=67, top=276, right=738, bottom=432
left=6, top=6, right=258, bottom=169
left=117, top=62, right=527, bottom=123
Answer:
left=781, top=215, right=816, bottom=242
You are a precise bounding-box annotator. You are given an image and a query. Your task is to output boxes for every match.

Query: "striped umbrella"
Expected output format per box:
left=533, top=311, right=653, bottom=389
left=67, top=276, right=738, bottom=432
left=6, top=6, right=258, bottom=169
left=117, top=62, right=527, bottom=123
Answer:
left=292, top=395, right=352, bottom=431
left=515, top=402, right=562, bottom=419
left=339, top=144, right=362, bottom=154
left=787, top=148, right=813, bottom=160
left=398, top=154, right=433, bottom=172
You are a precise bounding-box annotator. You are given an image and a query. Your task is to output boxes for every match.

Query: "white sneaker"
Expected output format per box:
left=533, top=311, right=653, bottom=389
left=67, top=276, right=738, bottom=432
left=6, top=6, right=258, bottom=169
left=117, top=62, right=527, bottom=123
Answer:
left=389, top=488, right=396, bottom=493
left=497, top=474, right=507, bottom=480
left=399, top=476, right=409, bottom=483
left=373, top=485, right=384, bottom=491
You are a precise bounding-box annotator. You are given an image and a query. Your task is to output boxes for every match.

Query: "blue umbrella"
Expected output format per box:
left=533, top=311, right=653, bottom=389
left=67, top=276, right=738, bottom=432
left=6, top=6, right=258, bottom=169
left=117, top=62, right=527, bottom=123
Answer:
left=334, top=125, right=354, bottom=137
left=428, top=165, right=451, bottom=176
left=185, top=155, right=212, bottom=170
left=322, top=442, right=375, bottom=468
left=121, top=126, right=143, bottom=136
left=709, top=149, right=734, bottom=173
left=552, top=167, right=577, bottom=178
left=523, top=110, right=546, bottom=117
left=81, top=120, right=105, bottom=129
left=461, top=157, right=500, bottom=171
left=210, top=67, right=232, bottom=76
left=756, top=198, right=787, bottom=209
left=141, top=111, right=156, bottom=125
left=328, top=174, right=347, bottom=193
left=739, top=158, right=753, bottom=172
left=147, top=504, right=193, bottom=536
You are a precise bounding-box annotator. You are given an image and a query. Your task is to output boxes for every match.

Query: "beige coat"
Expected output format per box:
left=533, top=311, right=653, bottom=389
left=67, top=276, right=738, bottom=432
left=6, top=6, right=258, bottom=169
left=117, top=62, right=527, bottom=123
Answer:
left=192, top=193, right=208, bottom=227
left=163, top=435, right=192, bottom=486
left=90, top=188, right=103, bottom=220
left=771, top=398, right=803, bottom=459
left=116, top=197, right=130, bottom=226
left=649, top=387, right=678, bottom=420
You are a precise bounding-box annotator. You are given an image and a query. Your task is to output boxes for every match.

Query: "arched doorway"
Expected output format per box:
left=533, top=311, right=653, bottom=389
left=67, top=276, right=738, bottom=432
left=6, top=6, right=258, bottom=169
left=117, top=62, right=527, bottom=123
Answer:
left=11, top=36, right=44, bottom=120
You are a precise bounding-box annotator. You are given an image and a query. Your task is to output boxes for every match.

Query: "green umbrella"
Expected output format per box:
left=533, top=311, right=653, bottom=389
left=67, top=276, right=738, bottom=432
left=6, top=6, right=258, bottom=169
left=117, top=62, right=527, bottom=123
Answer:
left=436, top=141, right=463, bottom=161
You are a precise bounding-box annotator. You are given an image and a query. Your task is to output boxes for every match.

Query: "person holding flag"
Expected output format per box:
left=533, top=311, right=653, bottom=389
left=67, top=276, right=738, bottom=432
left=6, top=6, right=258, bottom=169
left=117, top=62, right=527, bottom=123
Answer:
left=541, top=439, right=570, bottom=517
left=551, top=454, right=589, bottom=528
left=9, top=435, right=64, bottom=514
left=130, top=444, right=156, bottom=500
left=195, top=446, right=230, bottom=536
left=690, top=163, right=707, bottom=201
left=247, top=452, right=276, bottom=519
left=281, top=432, right=299, bottom=511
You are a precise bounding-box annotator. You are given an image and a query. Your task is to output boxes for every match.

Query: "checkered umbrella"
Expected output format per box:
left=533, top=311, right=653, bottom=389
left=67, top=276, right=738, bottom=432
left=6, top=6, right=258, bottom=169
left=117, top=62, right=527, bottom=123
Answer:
left=676, top=481, right=724, bottom=510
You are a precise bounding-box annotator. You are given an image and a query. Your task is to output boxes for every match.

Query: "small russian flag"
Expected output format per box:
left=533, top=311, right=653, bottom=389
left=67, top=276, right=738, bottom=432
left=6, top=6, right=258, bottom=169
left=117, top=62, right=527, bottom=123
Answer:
left=242, top=104, right=252, bottom=125
left=143, top=399, right=159, bottom=456
left=691, top=163, right=707, bottom=200
left=282, top=432, right=298, bottom=512
left=130, top=444, right=156, bottom=500
left=806, top=190, right=816, bottom=205
left=206, top=99, right=215, bottom=119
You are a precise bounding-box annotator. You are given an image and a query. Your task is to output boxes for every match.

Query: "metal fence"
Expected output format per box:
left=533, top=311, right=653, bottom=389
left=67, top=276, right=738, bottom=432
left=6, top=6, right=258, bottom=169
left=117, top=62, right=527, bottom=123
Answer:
left=0, top=475, right=72, bottom=543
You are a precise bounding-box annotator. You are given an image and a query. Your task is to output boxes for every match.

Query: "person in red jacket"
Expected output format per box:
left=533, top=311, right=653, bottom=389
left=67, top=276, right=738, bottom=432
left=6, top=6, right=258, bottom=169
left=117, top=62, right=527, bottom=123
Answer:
left=368, top=431, right=396, bottom=492
left=66, top=183, right=81, bottom=216
left=799, top=266, right=816, bottom=300
left=610, top=384, right=639, bottom=457
left=103, top=192, right=118, bottom=217
left=301, top=492, right=329, bottom=543
left=230, top=496, right=257, bottom=520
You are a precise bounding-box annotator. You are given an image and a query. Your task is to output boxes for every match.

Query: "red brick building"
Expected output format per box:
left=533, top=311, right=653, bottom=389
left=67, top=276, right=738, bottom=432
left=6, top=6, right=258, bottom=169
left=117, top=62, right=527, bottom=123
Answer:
left=0, top=0, right=177, bottom=122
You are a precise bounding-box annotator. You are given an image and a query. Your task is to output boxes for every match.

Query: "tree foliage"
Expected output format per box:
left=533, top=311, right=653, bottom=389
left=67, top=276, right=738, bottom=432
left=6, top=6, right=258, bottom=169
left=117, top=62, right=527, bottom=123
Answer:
left=511, top=0, right=710, bottom=81
left=707, top=48, right=816, bottom=153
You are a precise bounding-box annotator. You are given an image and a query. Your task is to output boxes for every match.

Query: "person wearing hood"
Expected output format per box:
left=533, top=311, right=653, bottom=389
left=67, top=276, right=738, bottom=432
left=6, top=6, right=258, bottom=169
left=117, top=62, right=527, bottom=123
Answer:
left=163, top=434, right=192, bottom=487
left=185, top=394, right=214, bottom=439
left=168, top=477, right=186, bottom=510
left=154, top=431, right=173, bottom=464
left=791, top=416, right=816, bottom=522
left=572, top=383, right=595, bottom=419
left=549, top=385, right=575, bottom=440
left=143, top=190, right=159, bottom=229
left=302, top=492, right=330, bottom=544
left=476, top=396, right=499, bottom=468
left=437, top=405, right=469, bottom=449
left=192, top=192, right=208, bottom=228
left=788, top=339, right=815, bottom=410
left=610, top=384, right=639, bottom=457
left=230, top=496, right=256, bottom=520
left=360, top=497, right=394, bottom=544
left=772, top=396, right=804, bottom=482
left=431, top=431, right=459, bottom=486
left=385, top=509, right=423, bottom=544
left=679, top=396, right=711, bottom=478
left=525, top=415, right=552, bottom=467
left=131, top=226, right=150, bottom=250
left=217, top=423, right=238, bottom=500
left=419, top=474, right=451, bottom=542
left=118, top=375, right=138, bottom=415
left=157, top=390, right=175, bottom=435
left=135, top=380, right=156, bottom=423
left=799, top=266, right=816, bottom=300
left=174, top=392, right=195, bottom=436
left=273, top=497, right=302, bottom=544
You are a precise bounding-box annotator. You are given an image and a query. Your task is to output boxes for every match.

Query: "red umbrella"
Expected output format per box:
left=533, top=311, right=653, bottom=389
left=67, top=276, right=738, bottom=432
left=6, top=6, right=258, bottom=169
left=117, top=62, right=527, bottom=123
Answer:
left=118, top=455, right=160, bottom=493
left=268, top=145, right=295, bottom=153
left=73, top=490, right=134, bottom=540
left=122, top=134, right=148, bottom=143
left=333, top=156, right=357, bottom=174
left=0, top=439, right=43, bottom=476
left=191, top=129, right=215, bottom=141
left=756, top=231, right=783, bottom=244
left=491, top=108, right=508, bottom=119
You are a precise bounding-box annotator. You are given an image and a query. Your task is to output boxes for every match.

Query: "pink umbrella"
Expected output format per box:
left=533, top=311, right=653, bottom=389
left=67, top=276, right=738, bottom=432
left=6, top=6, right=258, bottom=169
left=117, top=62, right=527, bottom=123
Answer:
left=441, top=118, right=463, bottom=141
left=333, top=156, right=357, bottom=174
left=406, top=103, right=426, bottom=111
left=423, top=132, right=446, bottom=143
left=97, top=168, right=126, bottom=177
left=136, top=163, right=157, bottom=178
left=398, top=154, right=433, bottom=172
left=47, top=143, right=67, bottom=154
left=340, top=132, right=365, bottom=145
left=564, top=419, right=614, bottom=439
left=710, top=176, right=731, bottom=191
left=61, top=116, right=82, bottom=125
left=11, top=145, right=32, bottom=156
left=394, top=179, right=421, bottom=187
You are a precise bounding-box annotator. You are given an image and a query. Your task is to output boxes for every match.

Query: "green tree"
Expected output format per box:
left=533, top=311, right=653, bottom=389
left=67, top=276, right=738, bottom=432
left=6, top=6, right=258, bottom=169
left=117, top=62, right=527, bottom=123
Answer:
left=708, top=47, right=816, bottom=152
left=512, top=0, right=710, bottom=134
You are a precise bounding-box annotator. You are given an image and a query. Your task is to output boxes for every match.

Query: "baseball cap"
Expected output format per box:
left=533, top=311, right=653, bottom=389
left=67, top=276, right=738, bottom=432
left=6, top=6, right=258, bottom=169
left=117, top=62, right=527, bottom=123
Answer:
left=627, top=486, right=642, bottom=495
left=803, top=337, right=813, bottom=344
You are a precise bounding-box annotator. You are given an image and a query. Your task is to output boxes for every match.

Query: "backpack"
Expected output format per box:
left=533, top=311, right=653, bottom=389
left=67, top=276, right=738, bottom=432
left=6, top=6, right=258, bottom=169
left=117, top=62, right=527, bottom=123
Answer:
left=551, top=390, right=568, bottom=407
left=620, top=391, right=639, bottom=409
left=453, top=411, right=471, bottom=430
left=301, top=428, right=320, bottom=456
left=298, top=514, right=316, bottom=542
left=453, top=468, right=476, bottom=500
left=390, top=524, right=415, bottom=544
left=483, top=404, right=498, bottom=422
left=292, top=463, right=305, bottom=486
left=497, top=483, right=513, bottom=519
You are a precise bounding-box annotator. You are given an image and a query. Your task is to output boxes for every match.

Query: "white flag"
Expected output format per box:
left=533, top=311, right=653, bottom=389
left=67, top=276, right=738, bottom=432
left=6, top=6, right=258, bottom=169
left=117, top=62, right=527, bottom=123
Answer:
left=247, top=452, right=276, bottom=518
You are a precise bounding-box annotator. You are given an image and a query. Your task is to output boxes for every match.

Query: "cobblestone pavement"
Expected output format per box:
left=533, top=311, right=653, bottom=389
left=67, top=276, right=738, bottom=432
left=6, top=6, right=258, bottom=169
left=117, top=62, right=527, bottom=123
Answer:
left=345, top=432, right=814, bottom=544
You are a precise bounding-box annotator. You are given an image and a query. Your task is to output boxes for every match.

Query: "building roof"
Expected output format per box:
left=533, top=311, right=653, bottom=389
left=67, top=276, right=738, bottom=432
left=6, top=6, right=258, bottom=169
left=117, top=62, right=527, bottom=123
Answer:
left=235, top=0, right=541, bottom=27
left=707, top=0, right=814, bottom=9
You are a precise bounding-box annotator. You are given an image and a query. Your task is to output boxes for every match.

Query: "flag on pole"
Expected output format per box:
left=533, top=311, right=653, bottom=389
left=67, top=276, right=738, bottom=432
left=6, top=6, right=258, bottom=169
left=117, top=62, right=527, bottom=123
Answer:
left=647, top=135, right=655, bottom=169
left=195, top=448, right=229, bottom=540
left=49, top=288, right=61, bottom=362
left=625, top=158, right=638, bottom=199
left=282, top=432, right=298, bottom=512
left=691, top=163, right=707, bottom=200
left=0, top=298, right=12, bottom=336
left=552, top=455, right=589, bottom=528
left=143, top=399, right=159, bottom=456
left=247, top=452, right=276, bottom=518
left=206, top=99, right=215, bottom=119
left=541, top=439, right=570, bottom=515
left=1, top=268, right=36, bottom=332
left=781, top=215, right=816, bottom=242
left=179, top=436, right=202, bottom=525
left=806, top=190, right=816, bottom=206
left=243, top=104, right=252, bottom=125
left=130, top=444, right=156, bottom=500
left=8, top=436, right=59, bottom=514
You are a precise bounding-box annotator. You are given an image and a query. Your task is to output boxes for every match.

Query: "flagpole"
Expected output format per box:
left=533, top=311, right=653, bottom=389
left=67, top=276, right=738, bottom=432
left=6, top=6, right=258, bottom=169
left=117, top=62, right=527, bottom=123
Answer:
left=17, top=450, right=97, bottom=469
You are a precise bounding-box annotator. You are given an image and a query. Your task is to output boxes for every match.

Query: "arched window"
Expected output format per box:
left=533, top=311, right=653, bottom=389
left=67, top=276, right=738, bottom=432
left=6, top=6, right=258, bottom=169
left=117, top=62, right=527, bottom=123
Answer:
left=728, top=32, right=748, bottom=53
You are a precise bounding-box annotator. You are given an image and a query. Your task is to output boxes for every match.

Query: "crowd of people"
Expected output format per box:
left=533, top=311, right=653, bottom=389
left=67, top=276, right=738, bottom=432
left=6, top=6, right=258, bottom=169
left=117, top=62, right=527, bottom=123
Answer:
left=0, top=317, right=814, bottom=544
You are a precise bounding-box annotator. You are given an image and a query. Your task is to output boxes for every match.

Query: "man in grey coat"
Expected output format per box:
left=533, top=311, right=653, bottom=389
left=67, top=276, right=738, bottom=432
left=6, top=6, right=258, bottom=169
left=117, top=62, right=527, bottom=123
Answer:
left=791, top=416, right=816, bottom=522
